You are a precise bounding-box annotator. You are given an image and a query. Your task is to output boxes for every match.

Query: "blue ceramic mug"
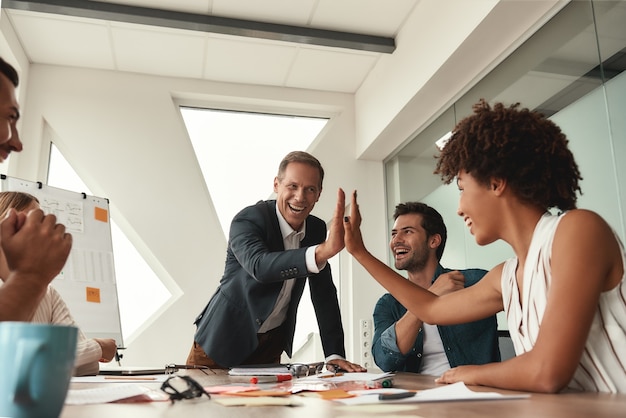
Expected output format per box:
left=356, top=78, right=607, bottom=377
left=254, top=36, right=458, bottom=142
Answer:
left=0, top=322, right=77, bottom=418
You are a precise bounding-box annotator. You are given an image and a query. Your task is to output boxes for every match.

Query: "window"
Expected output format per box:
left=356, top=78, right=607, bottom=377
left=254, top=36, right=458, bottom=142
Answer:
left=180, top=107, right=328, bottom=236
left=47, top=144, right=171, bottom=343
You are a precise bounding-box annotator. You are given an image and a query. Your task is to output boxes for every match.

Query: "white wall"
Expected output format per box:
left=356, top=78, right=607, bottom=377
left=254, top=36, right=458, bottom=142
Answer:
left=355, top=0, right=564, bottom=160
left=0, top=12, right=30, bottom=178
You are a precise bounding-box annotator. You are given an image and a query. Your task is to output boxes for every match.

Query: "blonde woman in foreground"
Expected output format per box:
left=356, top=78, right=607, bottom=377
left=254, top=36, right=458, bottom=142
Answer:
left=343, top=99, right=626, bottom=393
left=0, top=191, right=117, bottom=375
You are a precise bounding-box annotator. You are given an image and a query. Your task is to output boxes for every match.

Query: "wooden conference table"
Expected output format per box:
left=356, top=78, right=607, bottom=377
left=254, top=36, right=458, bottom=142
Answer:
left=61, top=370, right=626, bottom=418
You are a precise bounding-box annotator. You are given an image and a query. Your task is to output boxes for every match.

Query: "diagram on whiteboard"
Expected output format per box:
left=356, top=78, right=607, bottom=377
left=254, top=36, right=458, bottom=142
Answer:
left=39, top=197, right=85, bottom=233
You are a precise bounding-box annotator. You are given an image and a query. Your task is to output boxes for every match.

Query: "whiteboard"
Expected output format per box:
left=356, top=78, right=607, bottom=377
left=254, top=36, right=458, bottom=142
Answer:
left=0, top=175, right=124, bottom=347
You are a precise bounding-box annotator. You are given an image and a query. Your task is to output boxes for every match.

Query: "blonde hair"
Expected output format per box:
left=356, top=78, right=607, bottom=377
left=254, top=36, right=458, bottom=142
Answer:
left=0, top=191, right=39, bottom=218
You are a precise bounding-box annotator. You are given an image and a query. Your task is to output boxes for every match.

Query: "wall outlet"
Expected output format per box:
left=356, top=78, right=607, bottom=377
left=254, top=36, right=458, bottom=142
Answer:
left=359, top=319, right=373, bottom=369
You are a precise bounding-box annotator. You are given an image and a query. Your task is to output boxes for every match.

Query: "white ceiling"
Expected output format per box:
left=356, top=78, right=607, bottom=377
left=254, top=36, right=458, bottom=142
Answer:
left=7, top=0, right=620, bottom=164
left=3, top=0, right=419, bottom=93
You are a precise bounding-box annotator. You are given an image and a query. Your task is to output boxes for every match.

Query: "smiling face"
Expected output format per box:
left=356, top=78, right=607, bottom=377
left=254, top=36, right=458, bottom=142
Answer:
left=390, top=213, right=432, bottom=273
left=0, top=73, right=22, bottom=163
left=274, top=161, right=322, bottom=231
left=456, top=170, right=500, bottom=246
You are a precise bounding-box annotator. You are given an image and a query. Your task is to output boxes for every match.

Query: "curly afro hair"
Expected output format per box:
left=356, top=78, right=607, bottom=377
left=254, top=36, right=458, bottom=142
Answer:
left=434, top=99, right=582, bottom=212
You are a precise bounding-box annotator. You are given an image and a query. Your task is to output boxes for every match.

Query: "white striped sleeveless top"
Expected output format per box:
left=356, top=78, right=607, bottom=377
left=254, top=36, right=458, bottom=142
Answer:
left=501, top=212, right=626, bottom=393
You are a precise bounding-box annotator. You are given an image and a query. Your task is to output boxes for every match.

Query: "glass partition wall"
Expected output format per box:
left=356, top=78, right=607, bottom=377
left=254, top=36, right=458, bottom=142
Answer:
left=385, top=1, right=626, bottom=277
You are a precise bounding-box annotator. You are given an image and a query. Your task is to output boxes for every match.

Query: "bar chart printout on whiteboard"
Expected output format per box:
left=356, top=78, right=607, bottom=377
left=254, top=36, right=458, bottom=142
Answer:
left=0, top=175, right=123, bottom=346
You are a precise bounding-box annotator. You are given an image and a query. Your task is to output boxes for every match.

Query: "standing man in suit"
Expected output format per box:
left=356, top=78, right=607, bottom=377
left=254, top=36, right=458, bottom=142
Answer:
left=0, top=56, right=73, bottom=321
left=187, top=151, right=365, bottom=371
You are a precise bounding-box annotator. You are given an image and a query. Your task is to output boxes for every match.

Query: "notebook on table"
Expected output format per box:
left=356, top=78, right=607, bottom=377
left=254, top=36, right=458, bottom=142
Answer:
left=227, top=363, right=292, bottom=376
left=98, top=366, right=167, bottom=376
left=228, top=362, right=334, bottom=377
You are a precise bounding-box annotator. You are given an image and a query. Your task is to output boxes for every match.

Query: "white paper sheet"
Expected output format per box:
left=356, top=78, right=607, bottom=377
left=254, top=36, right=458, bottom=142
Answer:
left=71, top=374, right=169, bottom=383
left=297, top=371, right=394, bottom=383
left=65, top=384, right=167, bottom=404
left=228, top=365, right=291, bottom=376
left=335, top=382, right=530, bottom=405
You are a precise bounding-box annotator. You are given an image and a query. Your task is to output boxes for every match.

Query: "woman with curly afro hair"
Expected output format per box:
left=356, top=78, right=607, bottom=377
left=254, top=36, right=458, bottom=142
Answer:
left=342, top=99, right=626, bottom=394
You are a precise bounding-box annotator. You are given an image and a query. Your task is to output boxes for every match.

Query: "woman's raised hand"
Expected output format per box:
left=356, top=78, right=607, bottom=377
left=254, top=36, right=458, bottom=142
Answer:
left=342, top=190, right=367, bottom=258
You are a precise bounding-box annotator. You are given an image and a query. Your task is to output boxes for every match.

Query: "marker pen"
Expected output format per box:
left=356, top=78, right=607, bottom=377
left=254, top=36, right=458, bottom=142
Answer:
left=378, top=391, right=417, bottom=401
left=249, top=374, right=293, bottom=384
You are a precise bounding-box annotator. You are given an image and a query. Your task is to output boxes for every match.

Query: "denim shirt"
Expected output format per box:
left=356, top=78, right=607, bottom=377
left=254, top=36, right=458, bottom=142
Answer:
left=372, top=265, right=501, bottom=373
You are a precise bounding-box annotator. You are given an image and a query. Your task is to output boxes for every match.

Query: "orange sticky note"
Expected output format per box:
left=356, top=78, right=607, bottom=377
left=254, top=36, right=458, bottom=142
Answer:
left=312, top=389, right=355, bottom=400
left=94, top=207, right=108, bottom=222
left=86, top=287, right=101, bottom=303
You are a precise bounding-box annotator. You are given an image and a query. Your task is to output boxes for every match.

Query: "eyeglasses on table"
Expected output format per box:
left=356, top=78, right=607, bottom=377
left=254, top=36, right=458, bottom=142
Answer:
left=160, top=375, right=211, bottom=403
left=165, top=363, right=211, bottom=375
left=286, top=362, right=341, bottom=377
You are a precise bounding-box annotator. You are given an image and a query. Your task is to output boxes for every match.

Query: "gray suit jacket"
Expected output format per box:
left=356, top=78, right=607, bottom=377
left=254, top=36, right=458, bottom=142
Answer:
left=193, top=200, right=345, bottom=367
